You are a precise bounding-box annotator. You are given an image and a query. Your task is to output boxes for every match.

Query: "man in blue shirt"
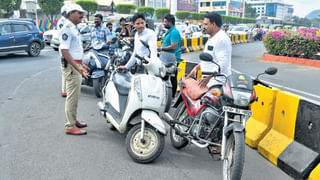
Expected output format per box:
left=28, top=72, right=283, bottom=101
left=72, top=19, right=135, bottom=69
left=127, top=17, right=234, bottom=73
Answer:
left=158, top=14, right=181, bottom=97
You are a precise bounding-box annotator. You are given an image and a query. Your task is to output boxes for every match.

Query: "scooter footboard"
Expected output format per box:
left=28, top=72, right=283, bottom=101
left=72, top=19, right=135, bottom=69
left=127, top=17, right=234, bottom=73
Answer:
left=141, top=110, right=167, bottom=135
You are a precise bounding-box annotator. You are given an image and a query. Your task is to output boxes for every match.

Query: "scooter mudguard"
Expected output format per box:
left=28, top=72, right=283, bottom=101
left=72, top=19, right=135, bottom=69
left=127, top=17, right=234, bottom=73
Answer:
left=141, top=110, right=167, bottom=135
left=91, top=70, right=105, bottom=78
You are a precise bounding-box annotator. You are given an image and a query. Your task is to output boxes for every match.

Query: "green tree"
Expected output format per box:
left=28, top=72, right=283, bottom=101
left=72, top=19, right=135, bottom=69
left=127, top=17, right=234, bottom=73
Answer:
left=245, top=2, right=257, bottom=18
left=175, top=11, right=191, bottom=21
left=137, top=6, right=154, bottom=17
left=116, top=4, right=136, bottom=14
left=0, top=0, right=22, bottom=18
left=76, top=0, right=98, bottom=21
left=39, top=0, right=64, bottom=21
left=155, top=8, right=170, bottom=20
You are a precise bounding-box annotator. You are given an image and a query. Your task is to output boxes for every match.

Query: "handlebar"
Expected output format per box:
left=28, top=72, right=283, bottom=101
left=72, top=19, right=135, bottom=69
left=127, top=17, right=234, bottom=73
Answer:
left=135, top=54, right=149, bottom=64
left=253, top=79, right=270, bottom=88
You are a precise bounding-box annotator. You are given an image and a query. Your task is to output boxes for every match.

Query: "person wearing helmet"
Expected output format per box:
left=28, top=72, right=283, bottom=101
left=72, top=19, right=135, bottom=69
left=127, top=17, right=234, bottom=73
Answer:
left=58, top=4, right=68, bottom=97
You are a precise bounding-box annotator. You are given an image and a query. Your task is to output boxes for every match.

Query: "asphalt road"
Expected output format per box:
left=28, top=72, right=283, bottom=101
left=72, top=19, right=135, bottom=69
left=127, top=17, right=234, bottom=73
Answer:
left=0, top=44, right=295, bottom=180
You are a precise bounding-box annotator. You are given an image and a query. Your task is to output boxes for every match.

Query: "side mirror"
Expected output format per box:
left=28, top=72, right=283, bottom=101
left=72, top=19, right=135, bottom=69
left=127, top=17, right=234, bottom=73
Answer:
left=199, top=52, right=213, bottom=62
left=265, top=67, right=277, bottom=75
left=140, top=40, right=149, bottom=49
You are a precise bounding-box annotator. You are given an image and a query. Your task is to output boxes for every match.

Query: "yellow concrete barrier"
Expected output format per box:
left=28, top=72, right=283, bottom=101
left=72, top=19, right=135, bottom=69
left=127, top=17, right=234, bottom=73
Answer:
left=183, top=39, right=190, bottom=53
left=245, top=85, right=279, bottom=148
left=192, top=38, right=200, bottom=52
left=199, top=37, right=204, bottom=50
left=257, top=91, right=300, bottom=165
left=309, top=163, right=320, bottom=180
left=235, top=34, right=240, bottom=44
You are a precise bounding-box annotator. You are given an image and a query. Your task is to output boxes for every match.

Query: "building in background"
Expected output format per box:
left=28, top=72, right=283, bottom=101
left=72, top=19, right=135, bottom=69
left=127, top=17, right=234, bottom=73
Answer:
left=246, top=0, right=293, bottom=21
left=199, top=0, right=245, bottom=17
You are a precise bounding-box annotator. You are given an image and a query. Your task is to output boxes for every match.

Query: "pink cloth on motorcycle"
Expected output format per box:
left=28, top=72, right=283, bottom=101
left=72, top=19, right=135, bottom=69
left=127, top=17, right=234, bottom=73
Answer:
left=182, top=77, right=209, bottom=100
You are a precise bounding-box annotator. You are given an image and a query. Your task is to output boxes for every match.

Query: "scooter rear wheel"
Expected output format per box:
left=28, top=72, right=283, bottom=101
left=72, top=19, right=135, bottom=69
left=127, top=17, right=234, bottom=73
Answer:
left=126, top=124, right=165, bottom=164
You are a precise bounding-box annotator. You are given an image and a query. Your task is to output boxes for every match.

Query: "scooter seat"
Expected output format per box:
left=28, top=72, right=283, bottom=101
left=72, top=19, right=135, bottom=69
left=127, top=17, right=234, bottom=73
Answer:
left=113, top=72, right=131, bottom=95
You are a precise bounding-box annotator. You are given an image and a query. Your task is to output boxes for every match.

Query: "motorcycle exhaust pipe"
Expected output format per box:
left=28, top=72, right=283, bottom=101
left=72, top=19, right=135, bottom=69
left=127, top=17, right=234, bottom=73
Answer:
left=191, top=140, right=209, bottom=148
left=164, top=113, right=187, bottom=136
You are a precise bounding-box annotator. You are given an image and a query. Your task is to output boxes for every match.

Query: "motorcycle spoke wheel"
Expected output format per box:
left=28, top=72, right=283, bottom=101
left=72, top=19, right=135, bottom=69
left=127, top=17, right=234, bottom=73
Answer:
left=170, top=102, right=189, bottom=149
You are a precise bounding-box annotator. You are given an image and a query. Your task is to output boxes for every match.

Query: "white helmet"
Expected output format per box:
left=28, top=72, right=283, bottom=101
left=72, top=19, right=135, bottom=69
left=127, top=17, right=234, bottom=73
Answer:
left=61, top=5, right=68, bottom=15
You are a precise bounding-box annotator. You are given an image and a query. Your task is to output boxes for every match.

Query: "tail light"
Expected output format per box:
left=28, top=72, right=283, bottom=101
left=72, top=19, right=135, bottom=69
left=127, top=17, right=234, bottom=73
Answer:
left=40, top=32, right=43, bottom=37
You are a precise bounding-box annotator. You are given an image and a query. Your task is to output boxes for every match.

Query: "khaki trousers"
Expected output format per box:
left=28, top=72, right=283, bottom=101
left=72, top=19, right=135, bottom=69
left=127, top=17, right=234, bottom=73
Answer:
left=61, top=64, right=82, bottom=129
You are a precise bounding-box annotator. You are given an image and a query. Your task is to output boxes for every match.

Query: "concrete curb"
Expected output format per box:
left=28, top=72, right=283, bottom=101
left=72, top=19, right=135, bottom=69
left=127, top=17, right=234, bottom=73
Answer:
left=263, top=53, right=320, bottom=68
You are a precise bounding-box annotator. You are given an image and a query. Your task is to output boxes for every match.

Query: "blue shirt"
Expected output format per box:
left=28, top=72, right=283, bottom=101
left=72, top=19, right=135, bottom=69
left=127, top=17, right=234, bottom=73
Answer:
left=161, top=25, right=181, bottom=58
left=90, top=24, right=111, bottom=42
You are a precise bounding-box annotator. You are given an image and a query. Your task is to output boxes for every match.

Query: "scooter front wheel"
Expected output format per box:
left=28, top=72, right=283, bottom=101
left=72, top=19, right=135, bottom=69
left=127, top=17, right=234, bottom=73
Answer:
left=126, top=124, right=165, bottom=164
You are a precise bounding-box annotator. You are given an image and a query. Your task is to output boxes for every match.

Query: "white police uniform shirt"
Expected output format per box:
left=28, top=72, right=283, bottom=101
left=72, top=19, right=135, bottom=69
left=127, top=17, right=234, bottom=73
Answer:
left=125, top=28, right=157, bottom=69
left=201, top=30, right=232, bottom=87
left=59, top=19, right=83, bottom=60
left=57, top=16, right=66, bottom=30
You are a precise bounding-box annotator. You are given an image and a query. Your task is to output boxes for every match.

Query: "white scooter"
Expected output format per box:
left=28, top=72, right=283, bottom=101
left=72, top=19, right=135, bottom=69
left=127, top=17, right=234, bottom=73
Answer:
left=98, top=40, right=174, bottom=163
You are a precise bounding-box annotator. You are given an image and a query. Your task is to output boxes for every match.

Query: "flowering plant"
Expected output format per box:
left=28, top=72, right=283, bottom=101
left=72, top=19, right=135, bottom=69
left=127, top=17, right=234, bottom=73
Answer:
left=263, top=29, right=320, bottom=59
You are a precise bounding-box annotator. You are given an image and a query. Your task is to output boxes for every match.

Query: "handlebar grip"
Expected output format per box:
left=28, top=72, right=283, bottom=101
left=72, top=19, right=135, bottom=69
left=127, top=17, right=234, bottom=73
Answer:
left=254, top=79, right=270, bottom=88
left=135, top=54, right=143, bottom=60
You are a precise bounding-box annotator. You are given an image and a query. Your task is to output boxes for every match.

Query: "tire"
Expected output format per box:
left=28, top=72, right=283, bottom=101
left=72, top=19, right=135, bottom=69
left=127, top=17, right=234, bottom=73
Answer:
left=222, top=131, right=245, bottom=180
left=126, top=124, right=165, bottom=164
left=93, top=77, right=104, bottom=98
left=28, top=42, right=41, bottom=57
left=170, top=102, right=189, bottom=149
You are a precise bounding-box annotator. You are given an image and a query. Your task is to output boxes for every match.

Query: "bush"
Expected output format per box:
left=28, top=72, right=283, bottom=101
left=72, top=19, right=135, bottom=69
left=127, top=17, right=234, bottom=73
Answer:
left=76, top=0, right=98, bottom=20
left=176, top=11, right=191, bottom=20
left=137, top=6, right=155, bottom=17
left=116, top=4, right=136, bottom=14
left=155, top=8, right=170, bottom=20
left=264, top=29, right=320, bottom=59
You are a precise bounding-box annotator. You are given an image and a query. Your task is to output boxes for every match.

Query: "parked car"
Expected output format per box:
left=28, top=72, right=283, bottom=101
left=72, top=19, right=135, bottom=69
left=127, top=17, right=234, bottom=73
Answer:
left=0, top=19, right=45, bottom=56
left=185, top=24, right=202, bottom=38
left=228, top=25, right=250, bottom=35
left=43, top=27, right=57, bottom=45
left=50, top=23, right=93, bottom=51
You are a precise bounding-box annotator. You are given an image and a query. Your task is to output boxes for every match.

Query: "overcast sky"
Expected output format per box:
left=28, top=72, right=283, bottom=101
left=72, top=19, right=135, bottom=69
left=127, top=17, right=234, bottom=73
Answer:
left=287, top=0, right=320, bottom=17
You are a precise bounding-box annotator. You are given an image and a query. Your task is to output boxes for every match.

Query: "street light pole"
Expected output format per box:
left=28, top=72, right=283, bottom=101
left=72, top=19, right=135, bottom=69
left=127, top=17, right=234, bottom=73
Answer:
left=35, top=0, right=38, bottom=28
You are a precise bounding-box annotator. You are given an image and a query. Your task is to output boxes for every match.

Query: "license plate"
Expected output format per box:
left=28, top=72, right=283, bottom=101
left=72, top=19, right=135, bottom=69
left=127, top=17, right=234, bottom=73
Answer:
left=223, top=106, right=252, bottom=116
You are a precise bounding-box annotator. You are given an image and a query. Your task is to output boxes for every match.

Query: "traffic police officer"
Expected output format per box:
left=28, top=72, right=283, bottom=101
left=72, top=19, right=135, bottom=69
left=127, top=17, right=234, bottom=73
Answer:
left=57, top=5, right=68, bottom=97
left=60, top=4, right=89, bottom=135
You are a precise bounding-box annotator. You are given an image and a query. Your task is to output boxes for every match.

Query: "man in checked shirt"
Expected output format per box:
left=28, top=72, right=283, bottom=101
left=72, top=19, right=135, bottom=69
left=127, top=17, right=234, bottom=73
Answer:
left=88, top=14, right=111, bottom=45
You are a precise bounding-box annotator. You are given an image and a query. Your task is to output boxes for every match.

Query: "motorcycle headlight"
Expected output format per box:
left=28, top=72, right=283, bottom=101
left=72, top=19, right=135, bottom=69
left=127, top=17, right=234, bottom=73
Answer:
left=134, top=78, right=142, bottom=101
left=231, top=89, right=252, bottom=107
left=159, top=64, right=166, bottom=78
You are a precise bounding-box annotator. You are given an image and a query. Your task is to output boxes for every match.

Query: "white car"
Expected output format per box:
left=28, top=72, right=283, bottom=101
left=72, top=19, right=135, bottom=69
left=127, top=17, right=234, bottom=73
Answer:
left=50, top=24, right=93, bottom=51
left=185, top=24, right=202, bottom=38
left=43, top=28, right=58, bottom=45
left=228, top=25, right=250, bottom=35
